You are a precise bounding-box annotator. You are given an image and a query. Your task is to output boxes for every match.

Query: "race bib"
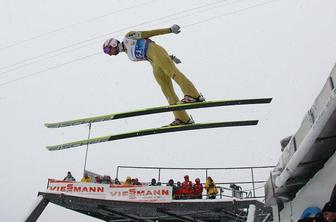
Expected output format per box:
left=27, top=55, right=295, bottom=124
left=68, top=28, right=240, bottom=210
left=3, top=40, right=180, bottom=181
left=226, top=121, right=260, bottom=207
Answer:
left=134, top=40, right=147, bottom=60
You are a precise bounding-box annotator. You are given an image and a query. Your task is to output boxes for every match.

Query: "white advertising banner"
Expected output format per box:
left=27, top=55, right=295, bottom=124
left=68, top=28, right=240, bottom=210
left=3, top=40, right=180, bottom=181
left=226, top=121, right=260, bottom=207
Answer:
left=47, top=180, right=172, bottom=202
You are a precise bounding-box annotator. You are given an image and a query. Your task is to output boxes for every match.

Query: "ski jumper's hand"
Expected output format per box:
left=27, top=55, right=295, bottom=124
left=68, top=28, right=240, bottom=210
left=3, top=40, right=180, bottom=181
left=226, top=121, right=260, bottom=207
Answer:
left=126, top=25, right=181, bottom=40
left=126, top=28, right=172, bottom=40
left=170, top=55, right=182, bottom=64
left=170, top=24, right=181, bottom=34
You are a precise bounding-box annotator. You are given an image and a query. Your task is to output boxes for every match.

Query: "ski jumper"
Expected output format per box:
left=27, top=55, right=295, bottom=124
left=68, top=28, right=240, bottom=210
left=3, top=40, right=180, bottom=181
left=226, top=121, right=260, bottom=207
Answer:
left=122, top=28, right=200, bottom=123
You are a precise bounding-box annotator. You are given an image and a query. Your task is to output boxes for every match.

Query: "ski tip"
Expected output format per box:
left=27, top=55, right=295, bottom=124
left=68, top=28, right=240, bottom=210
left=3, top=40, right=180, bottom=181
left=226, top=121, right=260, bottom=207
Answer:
left=46, top=140, right=92, bottom=151
left=46, top=145, right=70, bottom=151
left=44, top=123, right=53, bottom=128
left=45, top=122, right=62, bottom=128
left=46, top=145, right=58, bottom=151
left=45, top=122, right=76, bottom=128
left=46, top=144, right=73, bottom=151
left=46, top=144, right=74, bottom=151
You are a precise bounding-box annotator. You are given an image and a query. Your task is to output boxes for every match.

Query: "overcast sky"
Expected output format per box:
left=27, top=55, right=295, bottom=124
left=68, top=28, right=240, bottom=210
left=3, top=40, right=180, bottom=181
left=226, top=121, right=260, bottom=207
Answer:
left=1, top=0, right=336, bottom=221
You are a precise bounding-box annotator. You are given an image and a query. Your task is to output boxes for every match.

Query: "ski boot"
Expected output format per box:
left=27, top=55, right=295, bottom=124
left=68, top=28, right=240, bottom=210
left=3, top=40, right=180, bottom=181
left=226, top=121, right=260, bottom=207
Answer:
left=169, top=116, right=195, bottom=126
left=178, top=93, right=205, bottom=104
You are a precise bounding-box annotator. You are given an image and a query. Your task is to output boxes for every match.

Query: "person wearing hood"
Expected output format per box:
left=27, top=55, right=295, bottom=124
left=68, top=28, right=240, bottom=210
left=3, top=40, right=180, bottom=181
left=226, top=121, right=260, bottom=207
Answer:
left=149, top=178, right=158, bottom=186
left=114, top=178, right=121, bottom=185
left=175, top=181, right=182, bottom=200
left=297, top=207, right=323, bottom=222
left=182, top=175, right=193, bottom=199
left=124, top=176, right=132, bottom=185
left=167, top=179, right=177, bottom=199
left=102, top=25, right=205, bottom=126
left=63, top=171, right=76, bottom=181
left=134, top=178, right=142, bottom=185
left=193, top=178, right=203, bottom=199
left=101, top=175, right=112, bottom=184
left=80, top=173, right=93, bottom=183
left=204, top=176, right=218, bottom=199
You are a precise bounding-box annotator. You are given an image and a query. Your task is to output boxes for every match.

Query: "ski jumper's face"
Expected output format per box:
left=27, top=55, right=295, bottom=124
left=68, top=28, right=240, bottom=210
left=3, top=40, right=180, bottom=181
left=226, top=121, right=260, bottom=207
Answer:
left=107, top=46, right=119, bottom=56
left=324, top=212, right=336, bottom=222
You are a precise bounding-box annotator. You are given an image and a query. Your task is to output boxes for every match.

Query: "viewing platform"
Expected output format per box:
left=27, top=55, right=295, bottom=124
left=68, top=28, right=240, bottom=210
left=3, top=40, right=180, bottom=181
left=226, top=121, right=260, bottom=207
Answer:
left=26, top=165, right=273, bottom=222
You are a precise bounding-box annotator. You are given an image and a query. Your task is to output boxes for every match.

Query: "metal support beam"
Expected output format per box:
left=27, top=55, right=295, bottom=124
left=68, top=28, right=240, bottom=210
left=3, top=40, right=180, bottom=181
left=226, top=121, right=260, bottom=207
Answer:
left=157, top=208, right=205, bottom=222
left=25, top=196, right=49, bottom=222
left=220, top=210, right=246, bottom=222
left=99, top=206, right=154, bottom=222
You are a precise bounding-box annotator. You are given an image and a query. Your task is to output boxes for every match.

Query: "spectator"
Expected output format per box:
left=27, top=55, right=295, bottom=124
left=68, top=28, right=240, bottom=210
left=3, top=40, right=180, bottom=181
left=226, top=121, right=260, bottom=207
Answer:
left=193, top=178, right=203, bottom=199
left=149, top=178, right=158, bottom=186
left=102, top=175, right=112, bottom=184
left=63, top=171, right=76, bottom=181
left=107, top=176, right=113, bottom=184
left=175, top=181, right=182, bottom=200
left=297, top=207, right=323, bottom=222
left=204, top=176, right=218, bottom=199
left=182, top=175, right=193, bottom=199
left=230, top=183, right=242, bottom=198
left=114, top=178, right=121, bottom=185
left=81, top=173, right=93, bottom=183
left=95, top=176, right=102, bottom=183
left=167, top=179, right=177, bottom=199
left=124, top=176, right=132, bottom=185
left=322, top=200, right=336, bottom=222
left=134, top=178, right=142, bottom=185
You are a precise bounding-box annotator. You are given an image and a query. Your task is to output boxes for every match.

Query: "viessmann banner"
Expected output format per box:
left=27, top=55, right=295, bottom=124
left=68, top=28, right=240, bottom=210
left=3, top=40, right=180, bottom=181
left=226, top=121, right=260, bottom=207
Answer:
left=47, top=180, right=172, bottom=202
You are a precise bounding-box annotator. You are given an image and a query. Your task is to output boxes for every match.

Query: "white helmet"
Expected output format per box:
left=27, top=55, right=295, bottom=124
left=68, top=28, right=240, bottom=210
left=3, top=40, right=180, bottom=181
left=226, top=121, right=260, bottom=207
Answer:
left=103, top=38, right=120, bottom=54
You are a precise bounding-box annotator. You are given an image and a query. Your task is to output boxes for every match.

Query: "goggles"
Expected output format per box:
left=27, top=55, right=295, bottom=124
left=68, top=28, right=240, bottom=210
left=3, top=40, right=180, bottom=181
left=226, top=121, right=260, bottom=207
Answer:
left=103, top=46, right=112, bottom=54
left=103, top=39, right=118, bottom=54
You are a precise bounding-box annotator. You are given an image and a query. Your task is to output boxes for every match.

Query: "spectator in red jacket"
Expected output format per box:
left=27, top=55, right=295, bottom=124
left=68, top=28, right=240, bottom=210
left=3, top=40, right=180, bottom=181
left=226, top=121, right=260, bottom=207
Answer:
left=182, top=175, right=193, bottom=199
left=193, top=178, right=203, bottom=199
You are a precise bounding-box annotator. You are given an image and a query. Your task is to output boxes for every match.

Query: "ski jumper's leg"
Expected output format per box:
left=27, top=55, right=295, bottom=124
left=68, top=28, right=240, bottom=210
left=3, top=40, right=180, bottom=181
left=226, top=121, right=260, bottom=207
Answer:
left=147, top=43, right=200, bottom=99
left=150, top=62, right=191, bottom=122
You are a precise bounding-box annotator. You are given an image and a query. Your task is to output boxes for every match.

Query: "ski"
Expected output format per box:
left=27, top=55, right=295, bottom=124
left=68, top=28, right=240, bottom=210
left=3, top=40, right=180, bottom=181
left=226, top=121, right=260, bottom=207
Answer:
left=46, top=120, right=258, bottom=151
left=45, top=98, right=272, bottom=128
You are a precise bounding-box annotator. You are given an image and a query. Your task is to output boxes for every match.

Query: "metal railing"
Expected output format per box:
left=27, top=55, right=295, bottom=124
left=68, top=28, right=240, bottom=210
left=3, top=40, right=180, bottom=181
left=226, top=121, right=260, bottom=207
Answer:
left=115, top=165, right=275, bottom=199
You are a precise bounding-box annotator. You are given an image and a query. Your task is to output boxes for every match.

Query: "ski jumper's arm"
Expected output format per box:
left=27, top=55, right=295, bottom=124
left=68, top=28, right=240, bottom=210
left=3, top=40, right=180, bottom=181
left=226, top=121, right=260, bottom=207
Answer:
left=125, top=28, right=172, bottom=40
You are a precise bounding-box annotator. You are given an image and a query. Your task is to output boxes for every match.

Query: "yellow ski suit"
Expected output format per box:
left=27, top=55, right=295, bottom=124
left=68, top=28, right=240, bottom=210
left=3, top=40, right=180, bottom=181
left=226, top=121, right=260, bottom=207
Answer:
left=122, top=28, right=201, bottom=123
left=204, top=177, right=218, bottom=199
left=80, top=176, right=93, bottom=183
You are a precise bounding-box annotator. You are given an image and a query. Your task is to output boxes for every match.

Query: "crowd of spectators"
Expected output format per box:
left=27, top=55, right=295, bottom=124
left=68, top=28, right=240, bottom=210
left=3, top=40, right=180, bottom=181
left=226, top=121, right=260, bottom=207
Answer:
left=124, top=176, right=142, bottom=185
left=164, top=175, right=218, bottom=200
left=62, top=172, right=221, bottom=199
